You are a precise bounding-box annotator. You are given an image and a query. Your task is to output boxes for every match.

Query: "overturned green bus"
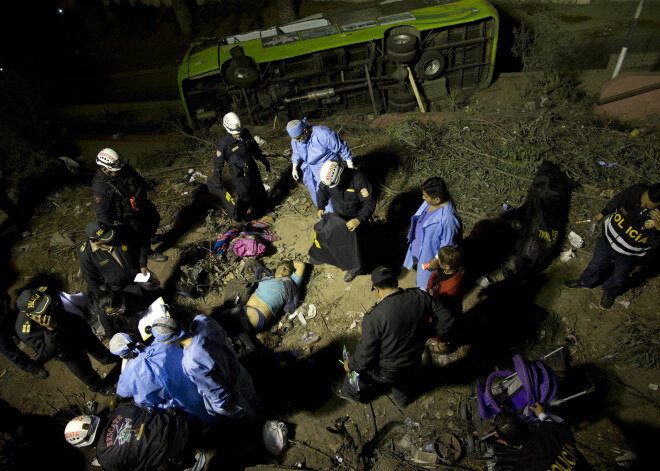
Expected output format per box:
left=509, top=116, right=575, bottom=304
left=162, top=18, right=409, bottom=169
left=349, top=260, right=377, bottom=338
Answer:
left=177, top=0, right=499, bottom=127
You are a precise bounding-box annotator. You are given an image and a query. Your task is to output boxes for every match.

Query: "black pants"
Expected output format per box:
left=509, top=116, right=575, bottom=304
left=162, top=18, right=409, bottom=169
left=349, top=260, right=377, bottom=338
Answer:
left=233, top=171, right=271, bottom=222
left=0, top=315, right=38, bottom=373
left=60, top=326, right=116, bottom=390
left=341, top=366, right=416, bottom=406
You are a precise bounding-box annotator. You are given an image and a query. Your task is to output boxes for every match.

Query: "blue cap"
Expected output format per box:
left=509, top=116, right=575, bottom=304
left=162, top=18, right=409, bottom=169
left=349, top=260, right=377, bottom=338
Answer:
left=286, top=118, right=306, bottom=138
left=109, top=333, right=139, bottom=357
left=151, top=316, right=188, bottom=343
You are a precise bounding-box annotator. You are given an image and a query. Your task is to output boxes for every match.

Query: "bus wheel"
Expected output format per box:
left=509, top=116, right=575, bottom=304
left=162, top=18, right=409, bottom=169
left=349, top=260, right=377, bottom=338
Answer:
left=415, top=50, right=446, bottom=80
left=225, top=59, right=260, bottom=88
left=388, top=89, right=417, bottom=112
left=386, top=30, right=418, bottom=63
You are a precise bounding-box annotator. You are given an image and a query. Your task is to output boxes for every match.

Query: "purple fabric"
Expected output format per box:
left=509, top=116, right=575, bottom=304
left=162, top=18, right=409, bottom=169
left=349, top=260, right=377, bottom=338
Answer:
left=212, top=222, right=279, bottom=256
left=477, top=354, right=558, bottom=422
left=233, top=238, right=265, bottom=257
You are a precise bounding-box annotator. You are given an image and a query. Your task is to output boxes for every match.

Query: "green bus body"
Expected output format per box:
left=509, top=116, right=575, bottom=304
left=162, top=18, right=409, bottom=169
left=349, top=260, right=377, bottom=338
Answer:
left=178, top=0, right=499, bottom=127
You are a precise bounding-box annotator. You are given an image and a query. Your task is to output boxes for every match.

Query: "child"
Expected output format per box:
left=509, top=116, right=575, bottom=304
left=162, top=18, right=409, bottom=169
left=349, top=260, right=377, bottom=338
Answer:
left=424, top=246, right=464, bottom=353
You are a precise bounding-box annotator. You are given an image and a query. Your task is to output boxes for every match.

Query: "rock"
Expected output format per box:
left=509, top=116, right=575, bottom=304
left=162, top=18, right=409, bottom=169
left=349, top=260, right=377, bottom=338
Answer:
left=49, top=231, right=74, bottom=247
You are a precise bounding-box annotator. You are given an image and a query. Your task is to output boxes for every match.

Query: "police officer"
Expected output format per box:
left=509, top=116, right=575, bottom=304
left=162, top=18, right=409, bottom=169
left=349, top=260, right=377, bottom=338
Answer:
left=564, top=183, right=660, bottom=309
left=335, top=267, right=455, bottom=406
left=15, top=286, right=117, bottom=396
left=79, top=221, right=150, bottom=299
left=209, top=112, right=271, bottom=222
left=92, top=148, right=167, bottom=262
left=317, top=160, right=375, bottom=282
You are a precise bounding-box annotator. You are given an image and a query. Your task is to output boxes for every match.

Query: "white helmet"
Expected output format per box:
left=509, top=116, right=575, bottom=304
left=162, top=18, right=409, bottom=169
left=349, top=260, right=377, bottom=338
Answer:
left=223, top=112, right=243, bottom=134
left=96, top=148, right=125, bottom=171
left=64, top=415, right=100, bottom=447
left=320, top=161, right=343, bottom=188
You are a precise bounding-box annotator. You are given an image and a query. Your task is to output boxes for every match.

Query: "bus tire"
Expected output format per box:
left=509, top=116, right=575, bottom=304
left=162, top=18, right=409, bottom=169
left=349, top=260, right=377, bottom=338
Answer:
left=225, top=59, right=260, bottom=88
left=415, top=50, right=446, bottom=80
left=386, top=31, right=418, bottom=63
left=386, top=31, right=418, bottom=54
left=388, top=89, right=417, bottom=112
left=388, top=88, right=416, bottom=105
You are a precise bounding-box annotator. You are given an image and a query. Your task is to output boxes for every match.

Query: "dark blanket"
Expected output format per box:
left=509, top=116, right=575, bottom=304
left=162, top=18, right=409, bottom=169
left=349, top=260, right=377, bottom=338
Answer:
left=309, top=213, right=362, bottom=273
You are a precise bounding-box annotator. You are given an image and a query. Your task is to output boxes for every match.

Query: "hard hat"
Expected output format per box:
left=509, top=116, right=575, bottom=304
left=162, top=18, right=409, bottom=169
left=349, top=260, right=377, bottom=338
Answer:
left=96, top=148, right=125, bottom=171
left=223, top=112, right=243, bottom=134
left=320, top=161, right=343, bottom=188
left=64, top=415, right=100, bottom=447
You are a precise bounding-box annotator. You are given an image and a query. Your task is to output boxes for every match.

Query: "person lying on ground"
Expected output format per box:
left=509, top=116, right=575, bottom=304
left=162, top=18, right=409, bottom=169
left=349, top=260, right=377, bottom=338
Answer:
left=217, top=260, right=306, bottom=351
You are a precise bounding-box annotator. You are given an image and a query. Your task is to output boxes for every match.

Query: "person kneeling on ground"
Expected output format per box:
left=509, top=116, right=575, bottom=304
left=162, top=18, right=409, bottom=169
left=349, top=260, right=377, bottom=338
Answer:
left=15, top=286, right=118, bottom=396
left=151, top=315, right=260, bottom=421
left=492, top=403, right=593, bottom=471
left=217, top=259, right=306, bottom=352
left=110, top=332, right=214, bottom=426
left=336, top=266, right=455, bottom=407
left=65, top=403, right=204, bottom=471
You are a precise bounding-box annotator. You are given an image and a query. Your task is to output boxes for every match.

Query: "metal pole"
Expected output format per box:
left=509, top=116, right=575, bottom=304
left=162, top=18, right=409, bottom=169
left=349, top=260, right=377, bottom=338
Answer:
left=612, top=0, right=646, bottom=78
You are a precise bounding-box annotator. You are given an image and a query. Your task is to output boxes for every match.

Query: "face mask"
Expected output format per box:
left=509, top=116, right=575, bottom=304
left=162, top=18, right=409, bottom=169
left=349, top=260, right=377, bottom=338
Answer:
left=300, top=137, right=309, bottom=144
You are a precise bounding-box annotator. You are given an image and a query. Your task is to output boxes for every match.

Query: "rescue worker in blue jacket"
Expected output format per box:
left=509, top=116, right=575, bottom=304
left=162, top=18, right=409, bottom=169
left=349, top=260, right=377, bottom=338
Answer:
left=152, top=315, right=260, bottom=421
left=110, top=333, right=214, bottom=426
left=287, top=118, right=354, bottom=212
left=209, top=112, right=271, bottom=222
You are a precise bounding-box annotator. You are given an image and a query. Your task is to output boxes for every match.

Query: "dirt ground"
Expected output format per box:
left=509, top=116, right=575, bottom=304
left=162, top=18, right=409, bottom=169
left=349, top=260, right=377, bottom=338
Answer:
left=1, top=107, right=659, bottom=470
left=1, top=1, right=660, bottom=470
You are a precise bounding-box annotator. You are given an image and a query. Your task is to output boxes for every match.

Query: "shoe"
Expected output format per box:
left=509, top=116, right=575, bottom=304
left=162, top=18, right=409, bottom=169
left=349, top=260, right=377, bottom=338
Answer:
left=600, top=292, right=615, bottom=310
left=30, top=366, right=49, bottom=379
left=563, top=279, right=586, bottom=289
left=332, top=381, right=358, bottom=404
left=344, top=271, right=358, bottom=282
left=148, top=252, right=168, bottom=262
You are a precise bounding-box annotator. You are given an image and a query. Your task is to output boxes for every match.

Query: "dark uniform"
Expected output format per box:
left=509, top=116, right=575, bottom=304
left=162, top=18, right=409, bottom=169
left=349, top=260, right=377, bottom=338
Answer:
left=95, top=404, right=198, bottom=471
left=210, top=128, right=271, bottom=221
left=515, top=421, right=594, bottom=471
left=317, top=168, right=375, bottom=224
left=580, top=184, right=660, bottom=296
left=79, top=233, right=146, bottom=298
left=92, top=164, right=160, bottom=248
left=14, top=293, right=116, bottom=391
left=342, top=288, right=454, bottom=405
left=314, top=169, right=375, bottom=275
left=0, top=298, right=41, bottom=373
